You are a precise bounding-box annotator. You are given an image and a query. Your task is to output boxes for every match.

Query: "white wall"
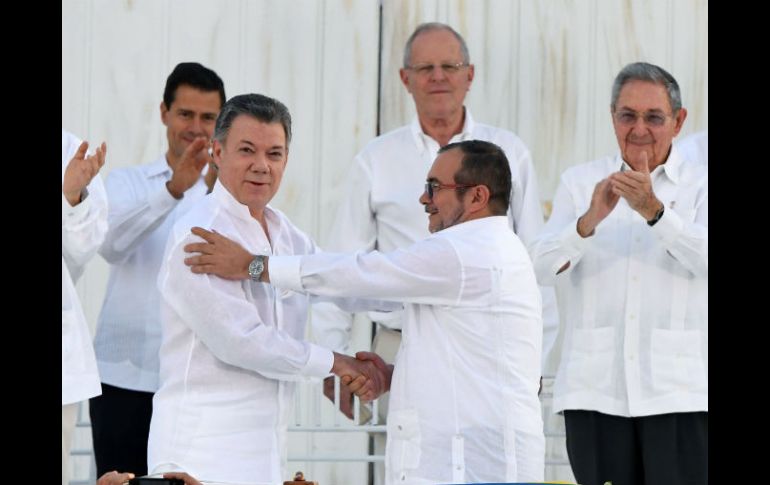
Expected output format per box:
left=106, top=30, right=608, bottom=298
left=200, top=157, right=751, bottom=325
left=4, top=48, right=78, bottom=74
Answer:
left=63, top=1, right=707, bottom=483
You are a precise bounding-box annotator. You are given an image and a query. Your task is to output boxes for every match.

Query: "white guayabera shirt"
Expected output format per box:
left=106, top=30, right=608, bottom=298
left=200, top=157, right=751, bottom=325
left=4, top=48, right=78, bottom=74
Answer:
left=270, top=216, right=546, bottom=484
left=312, top=108, right=561, bottom=375
left=530, top=148, right=708, bottom=417
left=148, top=181, right=390, bottom=485
left=62, top=129, right=108, bottom=405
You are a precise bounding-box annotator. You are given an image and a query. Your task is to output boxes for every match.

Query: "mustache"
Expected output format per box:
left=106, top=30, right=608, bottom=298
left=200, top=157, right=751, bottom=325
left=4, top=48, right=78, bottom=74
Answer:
left=627, top=136, right=654, bottom=144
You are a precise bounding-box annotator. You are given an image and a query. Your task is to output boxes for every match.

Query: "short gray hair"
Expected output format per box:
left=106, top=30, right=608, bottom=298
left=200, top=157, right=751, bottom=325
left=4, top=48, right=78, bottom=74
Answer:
left=403, top=22, right=470, bottom=68
left=611, top=62, right=682, bottom=114
left=214, top=93, right=292, bottom=146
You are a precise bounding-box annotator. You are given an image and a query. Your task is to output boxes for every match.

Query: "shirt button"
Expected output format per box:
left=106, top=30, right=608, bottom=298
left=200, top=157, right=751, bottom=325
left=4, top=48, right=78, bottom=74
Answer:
left=397, top=425, right=403, bottom=430
left=629, top=314, right=636, bottom=320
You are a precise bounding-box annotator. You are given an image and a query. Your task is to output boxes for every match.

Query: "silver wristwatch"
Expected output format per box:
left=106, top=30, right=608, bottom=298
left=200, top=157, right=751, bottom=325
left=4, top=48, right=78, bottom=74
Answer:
left=248, top=255, right=266, bottom=281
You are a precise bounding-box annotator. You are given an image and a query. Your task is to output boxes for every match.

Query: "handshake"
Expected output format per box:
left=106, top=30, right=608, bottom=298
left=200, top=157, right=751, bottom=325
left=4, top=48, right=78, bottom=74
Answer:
left=327, top=351, right=393, bottom=420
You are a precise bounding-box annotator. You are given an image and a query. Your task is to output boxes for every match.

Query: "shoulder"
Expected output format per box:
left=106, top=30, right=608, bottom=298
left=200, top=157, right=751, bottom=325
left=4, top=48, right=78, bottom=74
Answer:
left=358, top=125, right=413, bottom=159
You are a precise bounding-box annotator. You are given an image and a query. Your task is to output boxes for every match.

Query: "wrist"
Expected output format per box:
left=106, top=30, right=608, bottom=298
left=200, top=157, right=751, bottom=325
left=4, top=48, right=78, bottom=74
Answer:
left=166, top=180, right=184, bottom=199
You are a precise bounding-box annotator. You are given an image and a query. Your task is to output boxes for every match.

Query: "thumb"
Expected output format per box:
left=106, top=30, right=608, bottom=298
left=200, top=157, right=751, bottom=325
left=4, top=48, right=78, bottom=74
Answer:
left=638, top=150, right=650, bottom=174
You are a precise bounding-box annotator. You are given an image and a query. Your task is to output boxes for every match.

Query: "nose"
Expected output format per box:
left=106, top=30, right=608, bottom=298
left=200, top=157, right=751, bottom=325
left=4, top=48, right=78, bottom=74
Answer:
left=251, top=155, right=270, bottom=173
left=190, top=115, right=210, bottom=137
left=419, top=188, right=430, bottom=205
left=428, top=65, right=447, bottom=82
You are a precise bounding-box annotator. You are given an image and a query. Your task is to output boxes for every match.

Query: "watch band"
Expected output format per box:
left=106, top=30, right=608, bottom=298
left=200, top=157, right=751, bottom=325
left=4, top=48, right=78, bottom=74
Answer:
left=647, top=205, right=665, bottom=226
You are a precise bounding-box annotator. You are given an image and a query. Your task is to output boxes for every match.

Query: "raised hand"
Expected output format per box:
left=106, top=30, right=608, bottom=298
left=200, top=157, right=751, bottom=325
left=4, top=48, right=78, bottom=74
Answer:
left=184, top=226, right=255, bottom=280
left=577, top=177, right=619, bottom=237
left=167, top=137, right=210, bottom=199
left=608, top=151, right=662, bottom=220
left=62, top=140, right=107, bottom=206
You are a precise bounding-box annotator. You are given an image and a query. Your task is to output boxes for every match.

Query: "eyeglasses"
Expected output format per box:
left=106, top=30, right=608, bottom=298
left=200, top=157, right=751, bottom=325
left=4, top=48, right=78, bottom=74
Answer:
left=406, top=62, right=469, bottom=77
left=613, top=109, right=673, bottom=127
left=424, top=181, right=475, bottom=200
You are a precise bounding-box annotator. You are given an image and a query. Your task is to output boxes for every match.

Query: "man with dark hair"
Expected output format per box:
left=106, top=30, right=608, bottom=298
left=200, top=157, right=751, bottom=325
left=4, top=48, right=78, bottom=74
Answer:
left=89, top=62, right=226, bottom=476
left=147, top=94, right=387, bottom=483
left=312, top=22, right=559, bottom=428
left=184, top=139, right=546, bottom=484
left=530, top=62, right=707, bottom=485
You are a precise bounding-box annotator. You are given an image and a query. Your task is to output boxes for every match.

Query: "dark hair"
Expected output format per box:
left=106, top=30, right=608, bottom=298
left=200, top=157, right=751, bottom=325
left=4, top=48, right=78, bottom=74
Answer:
left=214, top=93, right=292, bottom=147
left=611, top=62, right=682, bottom=113
left=163, top=62, right=226, bottom=109
left=439, top=140, right=511, bottom=216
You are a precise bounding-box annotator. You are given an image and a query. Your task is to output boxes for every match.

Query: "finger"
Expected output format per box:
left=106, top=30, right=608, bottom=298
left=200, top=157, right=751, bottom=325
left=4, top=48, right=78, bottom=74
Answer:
left=190, top=264, right=217, bottom=274
left=95, top=143, right=107, bottom=169
left=183, top=255, right=205, bottom=266
left=638, top=150, right=650, bottom=174
left=73, top=140, right=89, bottom=161
left=347, top=375, right=368, bottom=393
left=184, top=242, right=215, bottom=255
left=341, top=374, right=353, bottom=385
left=190, top=226, right=218, bottom=243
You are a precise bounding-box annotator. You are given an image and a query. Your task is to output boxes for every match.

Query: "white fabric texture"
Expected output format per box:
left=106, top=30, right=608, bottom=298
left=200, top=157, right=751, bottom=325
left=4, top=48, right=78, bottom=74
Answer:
left=62, top=129, right=107, bottom=405
left=529, top=147, right=708, bottom=417
left=270, top=216, right=545, bottom=484
left=148, top=181, right=335, bottom=485
left=94, top=156, right=211, bottom=392
left=675, top=129, right=708, bottom=166
left=312, top=109, right=560, bottom=374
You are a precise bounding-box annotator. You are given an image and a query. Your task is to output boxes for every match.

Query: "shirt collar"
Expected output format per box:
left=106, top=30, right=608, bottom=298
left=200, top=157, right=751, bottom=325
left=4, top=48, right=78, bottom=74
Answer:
left=437, top=215, right=509, bottom=237
left=146, top=155, right=172, bottom=177
left=210, top=179, right=282, bottom=233
left=409, top=107, right=475, bottom=154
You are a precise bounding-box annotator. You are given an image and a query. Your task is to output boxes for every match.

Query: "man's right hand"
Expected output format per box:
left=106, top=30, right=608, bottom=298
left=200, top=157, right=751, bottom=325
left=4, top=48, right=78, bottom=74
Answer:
left=167, top=137, right=210, bottom=199
left=577, top=177, right=620, bottom=237
left=331, top=352, right=387, bottom=402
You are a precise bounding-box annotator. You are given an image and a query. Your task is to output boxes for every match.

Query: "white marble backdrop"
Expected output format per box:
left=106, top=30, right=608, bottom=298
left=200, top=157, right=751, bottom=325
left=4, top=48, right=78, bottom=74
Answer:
left=63, top=1, right=707, bottom=483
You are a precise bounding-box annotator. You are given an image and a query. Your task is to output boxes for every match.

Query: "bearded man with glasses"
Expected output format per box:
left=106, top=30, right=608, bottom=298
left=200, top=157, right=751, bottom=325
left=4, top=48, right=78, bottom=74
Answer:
left=311, top=21, right=559, bottom=445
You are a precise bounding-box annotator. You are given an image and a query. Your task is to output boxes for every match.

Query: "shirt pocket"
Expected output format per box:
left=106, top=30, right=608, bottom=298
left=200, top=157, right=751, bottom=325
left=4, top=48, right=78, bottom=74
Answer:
left=650, top=329, right=707, bottom=394
left=565, top=327, right=615, bottom=391
left=386, top=408, right=422, bottom=475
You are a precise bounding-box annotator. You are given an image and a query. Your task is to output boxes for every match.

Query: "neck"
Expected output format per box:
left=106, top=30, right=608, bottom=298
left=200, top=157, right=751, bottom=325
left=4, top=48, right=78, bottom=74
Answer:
left=250, top=207, right=271, bottom=242
left=418, top=107, right=465, bottom=147
left=165, top=149, right=180, bottom=172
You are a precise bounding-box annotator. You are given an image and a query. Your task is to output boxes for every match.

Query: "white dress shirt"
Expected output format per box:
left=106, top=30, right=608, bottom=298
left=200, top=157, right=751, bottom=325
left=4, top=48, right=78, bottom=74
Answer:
left=313, top=108, right=560, bottom=374
left=94, top=157, right=210, bottom=392
left=529, top=148, right=708, bottom=417
left=271, top=216, right=545, bottom=484
left=148, top=181, right=335, bottom=485
left=675, top=129, right=708, bottom=166
left=62, top=129, right=108, bottom=405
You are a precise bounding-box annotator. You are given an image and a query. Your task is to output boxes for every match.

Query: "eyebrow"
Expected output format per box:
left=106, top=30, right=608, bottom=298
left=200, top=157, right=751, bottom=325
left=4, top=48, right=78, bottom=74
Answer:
left=617, top=107, right=666, bottom=114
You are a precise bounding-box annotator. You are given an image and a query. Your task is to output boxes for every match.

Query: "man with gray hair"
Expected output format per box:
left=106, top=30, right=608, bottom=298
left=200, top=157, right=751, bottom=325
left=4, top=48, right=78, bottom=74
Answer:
left=530, top=62, right=707, bottom=485
left=313, top=21, right=559, bottom=426
left=147, top=94, right=388, bottom=483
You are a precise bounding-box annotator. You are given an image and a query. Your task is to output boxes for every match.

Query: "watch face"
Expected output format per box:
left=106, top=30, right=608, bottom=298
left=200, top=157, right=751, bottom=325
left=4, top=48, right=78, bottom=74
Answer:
left=249, top=257, right=264, bottom=280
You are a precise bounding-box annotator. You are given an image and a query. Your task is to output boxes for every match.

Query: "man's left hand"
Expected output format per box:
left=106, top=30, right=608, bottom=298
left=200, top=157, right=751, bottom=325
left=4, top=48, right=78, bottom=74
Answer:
left=608, top=151, right=662, bottom=220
